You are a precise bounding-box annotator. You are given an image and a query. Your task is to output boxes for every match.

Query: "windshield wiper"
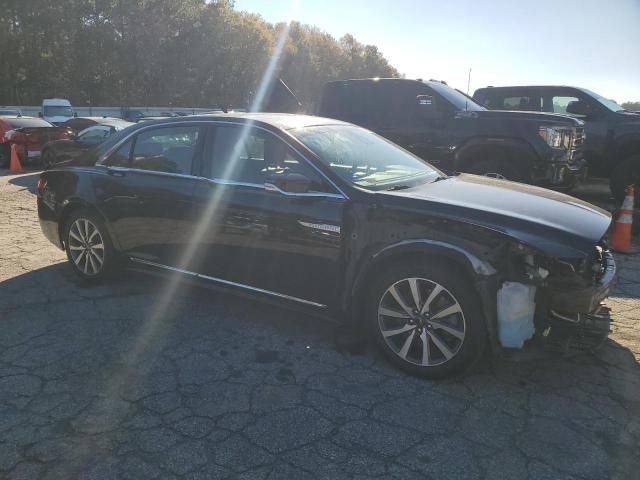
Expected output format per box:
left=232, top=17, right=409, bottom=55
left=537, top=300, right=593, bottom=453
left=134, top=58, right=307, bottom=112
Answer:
left=387, top=184, right=411, bottom=191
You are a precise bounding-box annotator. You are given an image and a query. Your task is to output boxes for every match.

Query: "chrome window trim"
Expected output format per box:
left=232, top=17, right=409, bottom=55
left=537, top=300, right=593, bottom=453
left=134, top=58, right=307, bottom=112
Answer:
left=99, top=165, right=197, bottom=181
left=96, top=118, right=349, bottom=200
left=129, top=257, right=327, bottom=308
left=97, top=164, right=345, bottom=199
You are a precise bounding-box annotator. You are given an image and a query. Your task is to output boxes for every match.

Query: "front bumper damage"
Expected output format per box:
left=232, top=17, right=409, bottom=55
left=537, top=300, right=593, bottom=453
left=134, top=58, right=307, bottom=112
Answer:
left=540, top=251, right=616, bottom=353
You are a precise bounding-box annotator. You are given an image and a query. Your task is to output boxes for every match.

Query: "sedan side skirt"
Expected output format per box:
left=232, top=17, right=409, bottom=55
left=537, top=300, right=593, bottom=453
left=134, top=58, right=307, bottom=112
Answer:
left=129, top=257, right=327, bottom=309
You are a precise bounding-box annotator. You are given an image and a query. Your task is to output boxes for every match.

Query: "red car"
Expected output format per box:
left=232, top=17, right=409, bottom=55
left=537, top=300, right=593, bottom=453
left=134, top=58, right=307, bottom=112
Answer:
left=0, top=116, right=73, bottom=168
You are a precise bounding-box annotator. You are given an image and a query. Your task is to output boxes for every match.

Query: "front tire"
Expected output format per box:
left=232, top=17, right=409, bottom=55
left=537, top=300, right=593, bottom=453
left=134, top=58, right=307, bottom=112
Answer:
left=63, top=209, right=118, bottom=283
left=367, top=261, right=486, bottom=378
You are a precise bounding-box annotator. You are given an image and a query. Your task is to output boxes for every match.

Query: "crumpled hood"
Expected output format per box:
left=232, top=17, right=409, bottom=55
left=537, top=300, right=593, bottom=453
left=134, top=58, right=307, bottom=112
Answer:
left=380, top=174, right=611, bottom=257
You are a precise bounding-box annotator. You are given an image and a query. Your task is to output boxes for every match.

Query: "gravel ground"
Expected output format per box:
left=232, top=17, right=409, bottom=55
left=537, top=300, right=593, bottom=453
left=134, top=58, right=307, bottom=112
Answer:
left=1, top=170, right=639, bottom=480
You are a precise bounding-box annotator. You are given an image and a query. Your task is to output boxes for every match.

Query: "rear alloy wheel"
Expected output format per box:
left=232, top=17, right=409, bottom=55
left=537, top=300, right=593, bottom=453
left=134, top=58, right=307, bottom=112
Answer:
left=369, top=263, right=485, bottom=378
left=64, top=210, right=117, bottom=282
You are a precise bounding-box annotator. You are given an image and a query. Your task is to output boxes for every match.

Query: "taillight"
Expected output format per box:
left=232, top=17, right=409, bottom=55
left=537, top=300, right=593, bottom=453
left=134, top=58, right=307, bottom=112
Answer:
left=4, top=130, right=26, bottom=143
left=60, top=128, right=74, bottom=139
left=3, top=129, right=15, bottom=142
left=36, top=178, right=48, bottom=192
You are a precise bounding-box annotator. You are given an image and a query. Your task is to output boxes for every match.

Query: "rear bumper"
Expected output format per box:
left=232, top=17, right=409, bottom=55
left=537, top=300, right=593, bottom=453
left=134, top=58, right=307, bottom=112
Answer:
left=549, top=252, right=616, bottom=314
left=37, top=197, right=63, bottom=249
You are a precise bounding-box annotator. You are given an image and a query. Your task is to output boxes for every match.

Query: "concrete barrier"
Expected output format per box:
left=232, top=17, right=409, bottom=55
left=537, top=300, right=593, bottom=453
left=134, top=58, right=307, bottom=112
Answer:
left=0, top=105, right=216, bottom=118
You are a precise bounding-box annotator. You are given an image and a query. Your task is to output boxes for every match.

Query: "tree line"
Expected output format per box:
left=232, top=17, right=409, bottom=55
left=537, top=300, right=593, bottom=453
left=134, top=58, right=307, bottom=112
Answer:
left=622, top=101, right=640, bottom=112
left=0, top=0, right=399, bottom=110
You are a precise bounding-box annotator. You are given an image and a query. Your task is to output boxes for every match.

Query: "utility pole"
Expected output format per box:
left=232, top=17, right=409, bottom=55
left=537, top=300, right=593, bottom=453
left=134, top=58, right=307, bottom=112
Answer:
left=467, top=68, right=472, bottom=95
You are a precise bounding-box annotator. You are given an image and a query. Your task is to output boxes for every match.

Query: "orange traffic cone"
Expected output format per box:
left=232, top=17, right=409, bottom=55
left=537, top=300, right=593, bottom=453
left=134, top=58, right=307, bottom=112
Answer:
left=610, top=185, right=635, bottom=253
left=9, top=143, right=22, bottom=174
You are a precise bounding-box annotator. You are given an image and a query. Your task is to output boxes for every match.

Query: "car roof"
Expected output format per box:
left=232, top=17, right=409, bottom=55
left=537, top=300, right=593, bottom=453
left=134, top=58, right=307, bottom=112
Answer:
left=0, top=115, right=36, bottom=119
left=475, top=85, right=581, bottom=91
left=170, top=112, right=348, bottom=131
left=72, top=116, right=128, bottom=124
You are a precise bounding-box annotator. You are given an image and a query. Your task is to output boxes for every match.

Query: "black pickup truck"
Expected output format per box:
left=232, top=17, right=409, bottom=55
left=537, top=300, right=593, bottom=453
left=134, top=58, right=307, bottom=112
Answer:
left=315, top=78, right=587, bottom=189
left=473, top=85, right=640, bottom=200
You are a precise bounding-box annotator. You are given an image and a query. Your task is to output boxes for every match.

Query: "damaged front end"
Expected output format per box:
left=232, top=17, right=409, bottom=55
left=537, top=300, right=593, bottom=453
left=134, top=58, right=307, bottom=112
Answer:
left=499, top=239, right=616, bottom=353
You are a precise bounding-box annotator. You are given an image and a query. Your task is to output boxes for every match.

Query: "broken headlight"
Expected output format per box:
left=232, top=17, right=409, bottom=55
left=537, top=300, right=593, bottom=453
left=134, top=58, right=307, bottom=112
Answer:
left=509, top=242, right=549, bottom=283
left=538, top=126, right=572, bottom=151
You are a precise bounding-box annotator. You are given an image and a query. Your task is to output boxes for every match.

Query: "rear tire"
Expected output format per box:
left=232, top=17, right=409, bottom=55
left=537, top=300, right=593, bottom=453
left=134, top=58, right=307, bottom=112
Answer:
left=610, top=154, right=640, bottom=203
left=63, top=209, right=119, bottom=283
left=367, top=260, right=486, bottom=378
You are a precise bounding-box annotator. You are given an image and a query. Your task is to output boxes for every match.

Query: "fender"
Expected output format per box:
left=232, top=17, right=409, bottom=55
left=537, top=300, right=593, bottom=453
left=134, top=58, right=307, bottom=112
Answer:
left=345, top=238, right=496, bottom=311
left=453, top=136, right=540, bottom=172
left=344, top=239, right=501, bottom=349
left=57, top=197, right=123, bottom=252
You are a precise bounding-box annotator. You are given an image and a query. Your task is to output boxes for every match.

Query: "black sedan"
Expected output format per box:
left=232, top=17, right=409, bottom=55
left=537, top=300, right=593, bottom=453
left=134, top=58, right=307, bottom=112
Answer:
left=41, top=119, right=133, bottom=167
left=36, top=114, right=615, bottom=377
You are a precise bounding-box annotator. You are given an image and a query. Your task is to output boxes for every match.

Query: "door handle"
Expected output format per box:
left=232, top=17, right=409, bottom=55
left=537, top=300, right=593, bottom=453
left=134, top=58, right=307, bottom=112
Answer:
left=107, top=167, right=127, bottom=177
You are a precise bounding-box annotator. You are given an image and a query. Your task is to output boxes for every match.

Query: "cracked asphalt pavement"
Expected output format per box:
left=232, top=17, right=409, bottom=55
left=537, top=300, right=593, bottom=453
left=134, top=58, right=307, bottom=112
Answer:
left=1, top=171, right=639, bottom=479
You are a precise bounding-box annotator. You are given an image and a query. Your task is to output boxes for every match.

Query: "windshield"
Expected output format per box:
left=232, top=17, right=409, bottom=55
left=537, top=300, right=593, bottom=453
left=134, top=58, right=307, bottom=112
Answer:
left=428, top=82, right=485, bottom=111
left=581, top=88, right=625, bottom=112
left=43, top=105, right=73, bottom=117
left=291, top=124, right=441, bottom=190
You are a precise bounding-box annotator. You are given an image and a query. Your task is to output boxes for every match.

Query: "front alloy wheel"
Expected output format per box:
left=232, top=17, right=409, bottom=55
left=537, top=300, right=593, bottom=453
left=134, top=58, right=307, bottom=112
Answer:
left=369, top=262, right=485, bottom=378
left=378, top=278, right=466, bottom=367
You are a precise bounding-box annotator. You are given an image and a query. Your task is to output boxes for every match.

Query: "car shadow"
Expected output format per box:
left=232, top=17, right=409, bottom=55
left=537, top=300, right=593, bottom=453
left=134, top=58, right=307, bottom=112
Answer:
left=1, top=261, right=638, bottom=477
left=5, top=171, right=41, bottom=194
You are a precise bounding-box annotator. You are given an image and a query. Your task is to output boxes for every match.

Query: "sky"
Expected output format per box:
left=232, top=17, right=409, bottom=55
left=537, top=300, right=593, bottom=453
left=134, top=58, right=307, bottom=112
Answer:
left=234, top=0, right=640, bottom=102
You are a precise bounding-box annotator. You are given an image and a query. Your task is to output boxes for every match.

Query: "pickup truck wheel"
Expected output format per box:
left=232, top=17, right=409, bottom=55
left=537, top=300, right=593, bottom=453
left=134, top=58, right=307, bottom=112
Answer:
left=610, top=154, right=640, bottom=203
left=368, top=262, right=486, bottom=378
left=467, top=157, right=527, bottom=183
left=63, top=209, right=118, bottom=283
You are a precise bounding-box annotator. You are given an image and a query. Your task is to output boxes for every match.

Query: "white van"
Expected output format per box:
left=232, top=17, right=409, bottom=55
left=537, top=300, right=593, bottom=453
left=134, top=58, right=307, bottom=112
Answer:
left=40, top=98, right=75, bottom=124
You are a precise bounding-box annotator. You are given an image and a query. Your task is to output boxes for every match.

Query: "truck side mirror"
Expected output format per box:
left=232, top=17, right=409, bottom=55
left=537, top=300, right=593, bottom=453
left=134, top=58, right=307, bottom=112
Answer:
left=566, top=100, right=589, bottom=117
left=416, top=95, right=444, bottom=122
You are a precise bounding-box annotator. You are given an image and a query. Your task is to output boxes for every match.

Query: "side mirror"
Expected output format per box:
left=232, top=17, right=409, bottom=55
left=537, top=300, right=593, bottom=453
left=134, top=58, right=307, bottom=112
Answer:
left=416, top=95, right=444, bottom=121
left=38, top=112, right=43, bottom=117
left=73, top=112, right=78, bottom=117
left=265, top=171, right=311, bottom=194
left=566, top=100, right=590, bottom=117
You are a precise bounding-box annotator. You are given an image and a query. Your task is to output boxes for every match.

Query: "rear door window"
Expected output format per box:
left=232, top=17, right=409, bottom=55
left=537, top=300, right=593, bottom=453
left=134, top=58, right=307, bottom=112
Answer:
left=131, top=125, right=201, bottom=174
left=550, top=95, right=581, bottom=114
left=502, top=94, right=541, bottom=111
